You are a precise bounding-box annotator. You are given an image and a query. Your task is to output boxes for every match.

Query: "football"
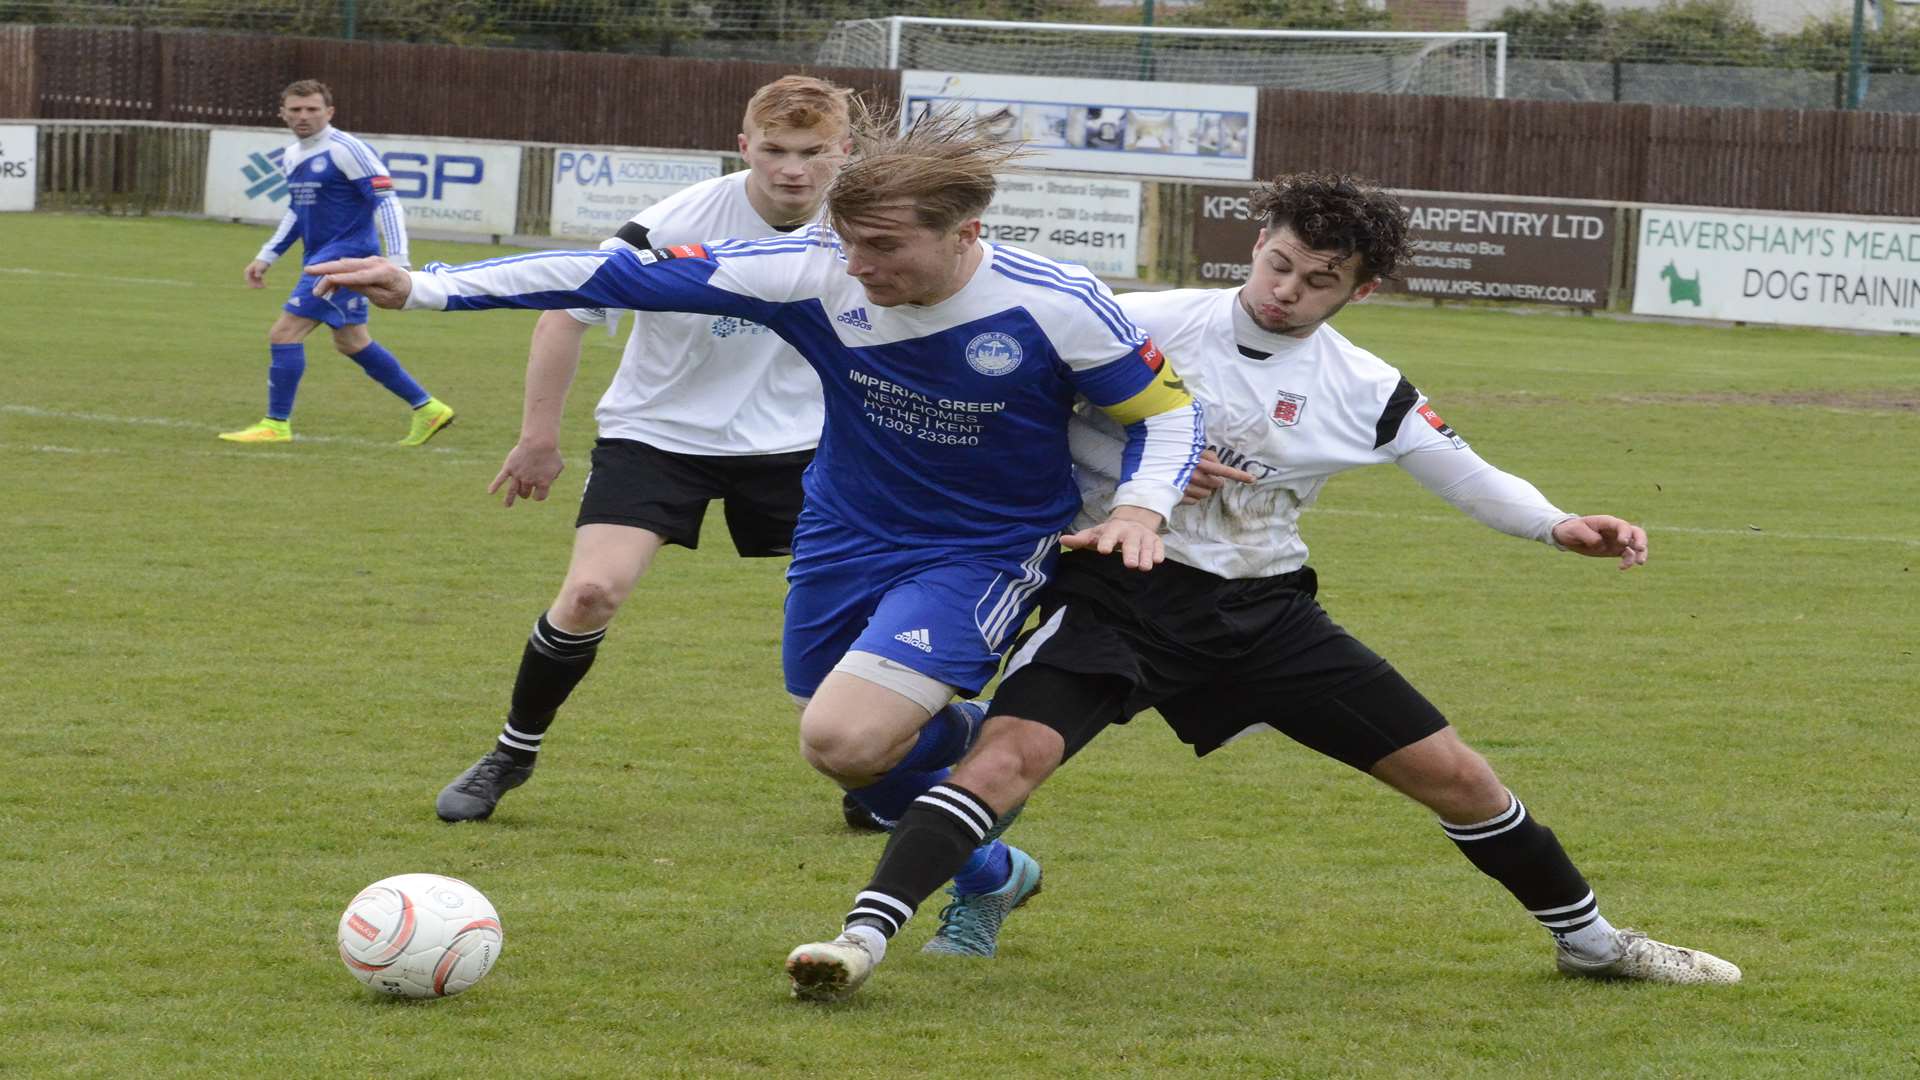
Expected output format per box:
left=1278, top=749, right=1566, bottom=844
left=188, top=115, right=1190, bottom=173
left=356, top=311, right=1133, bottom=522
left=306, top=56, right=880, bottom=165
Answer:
left=337, top=873, right=503, bottom=998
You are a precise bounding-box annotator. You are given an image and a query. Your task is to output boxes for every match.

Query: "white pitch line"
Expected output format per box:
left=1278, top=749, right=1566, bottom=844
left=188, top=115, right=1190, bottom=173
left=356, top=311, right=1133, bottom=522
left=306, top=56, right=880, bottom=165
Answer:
left=5, top=441, right=482, bottom=467
left=9, top=405, right=1913, bottom=549
left=0, top=265, right=201, bottom=289
left=1, top=404, right=494, bottom=462
left=1308, top=506, right=1920, bottom=549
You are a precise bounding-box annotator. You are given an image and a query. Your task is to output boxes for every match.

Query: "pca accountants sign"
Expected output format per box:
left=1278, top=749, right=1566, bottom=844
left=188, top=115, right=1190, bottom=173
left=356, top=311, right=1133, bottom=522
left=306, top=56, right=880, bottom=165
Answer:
left=547, top=148, right=723, bottom=240
left=1634, top=207, right=1920, bottom=334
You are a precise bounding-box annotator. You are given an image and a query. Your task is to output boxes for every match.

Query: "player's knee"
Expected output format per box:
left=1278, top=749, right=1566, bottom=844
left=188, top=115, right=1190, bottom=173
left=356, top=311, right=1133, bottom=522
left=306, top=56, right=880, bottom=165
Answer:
left=552, top=579, right=626, bottom=628
left=797, top=711, right=891, bottom=782
left=956, top=719, right=1062, bottom=799
left=1426, top=743, right=1507, bottom=817
left=1449, top=744, right=1502, bottom=796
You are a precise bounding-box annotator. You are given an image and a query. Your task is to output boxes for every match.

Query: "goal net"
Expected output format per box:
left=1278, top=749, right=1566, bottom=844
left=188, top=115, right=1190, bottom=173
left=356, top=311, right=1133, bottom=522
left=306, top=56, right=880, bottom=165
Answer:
left=817, top=17, right=1507, bottom=99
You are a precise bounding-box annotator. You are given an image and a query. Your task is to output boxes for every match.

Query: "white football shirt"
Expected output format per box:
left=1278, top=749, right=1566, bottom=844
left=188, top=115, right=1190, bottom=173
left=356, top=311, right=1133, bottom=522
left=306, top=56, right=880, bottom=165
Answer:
left=570, top=170, right=825, bottom=455
left=1070, top=287, right=1570, bottom=578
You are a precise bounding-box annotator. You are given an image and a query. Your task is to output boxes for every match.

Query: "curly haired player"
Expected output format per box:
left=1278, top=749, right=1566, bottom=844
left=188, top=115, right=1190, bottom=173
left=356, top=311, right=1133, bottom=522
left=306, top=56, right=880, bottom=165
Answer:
left=783, top=172, right=1741, bottom=1001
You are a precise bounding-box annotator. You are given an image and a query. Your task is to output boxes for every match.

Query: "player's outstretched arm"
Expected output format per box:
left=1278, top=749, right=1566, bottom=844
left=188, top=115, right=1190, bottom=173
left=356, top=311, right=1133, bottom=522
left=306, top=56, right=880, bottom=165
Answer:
left=1061, top=505, right=1166, bottom=571
left=317, top=245, right=780, bottom=326
left=308, top=256, right=412, bottom=307
left=489, top=310, right=592, bottom=508
left=1552, top=515, right=1649, bottom=570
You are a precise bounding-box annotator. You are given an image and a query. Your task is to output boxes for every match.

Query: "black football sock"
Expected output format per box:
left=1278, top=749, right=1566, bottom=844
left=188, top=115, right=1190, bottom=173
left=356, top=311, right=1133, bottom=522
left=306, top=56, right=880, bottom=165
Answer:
left=494, top=612, right=605, bottom=764
left=1443, top=789, right=1617, bottom=952
left=844, top=782, right=1001, bottom=939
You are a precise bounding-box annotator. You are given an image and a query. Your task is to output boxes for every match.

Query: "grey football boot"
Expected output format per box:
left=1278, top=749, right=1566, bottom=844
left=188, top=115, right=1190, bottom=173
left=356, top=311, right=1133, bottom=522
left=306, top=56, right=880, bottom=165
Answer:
left=436, top=750, right=534, bottom=822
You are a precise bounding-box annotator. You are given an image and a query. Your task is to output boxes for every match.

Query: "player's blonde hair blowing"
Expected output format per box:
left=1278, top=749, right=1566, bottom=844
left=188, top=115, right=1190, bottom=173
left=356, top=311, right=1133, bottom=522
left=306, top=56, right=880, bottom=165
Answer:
left=827, top=107, right=1026, bottom=236
left=743, top=75, right=858, bottom=138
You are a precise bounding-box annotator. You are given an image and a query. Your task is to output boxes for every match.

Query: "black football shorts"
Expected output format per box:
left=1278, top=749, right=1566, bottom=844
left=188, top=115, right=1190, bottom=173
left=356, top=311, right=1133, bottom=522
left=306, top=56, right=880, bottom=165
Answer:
left=576, top=438, right=812, bottom=557
left=988, top=550, right=1449, bottom=771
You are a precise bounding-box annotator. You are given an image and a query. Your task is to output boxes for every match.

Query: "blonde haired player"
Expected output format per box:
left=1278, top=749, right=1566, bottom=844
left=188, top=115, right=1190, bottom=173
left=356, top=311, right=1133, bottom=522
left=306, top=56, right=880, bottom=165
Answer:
left=315, top=111, right=1206, bottom=964
left=434, top=76, right=857, bottom=822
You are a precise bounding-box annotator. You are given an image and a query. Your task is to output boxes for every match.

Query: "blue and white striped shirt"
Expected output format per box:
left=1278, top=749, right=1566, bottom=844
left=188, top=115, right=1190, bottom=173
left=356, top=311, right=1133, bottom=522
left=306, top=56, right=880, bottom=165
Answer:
left=405, top=230, right=1201, bottom=548
left=256, top=126, right=408, bottom=268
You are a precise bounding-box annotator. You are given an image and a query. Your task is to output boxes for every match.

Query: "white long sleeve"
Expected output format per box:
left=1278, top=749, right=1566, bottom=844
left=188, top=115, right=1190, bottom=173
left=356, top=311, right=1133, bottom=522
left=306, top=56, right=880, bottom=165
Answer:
left=1398, top=446, right=1574, bottom=546
left=375, top=193, right=409, bottom=268
left=255, top=209, right=298, bottom=264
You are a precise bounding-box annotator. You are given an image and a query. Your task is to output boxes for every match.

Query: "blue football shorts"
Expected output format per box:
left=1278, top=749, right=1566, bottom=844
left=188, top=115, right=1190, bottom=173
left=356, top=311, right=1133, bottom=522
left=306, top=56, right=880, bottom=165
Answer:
left=284, top=271, right=370, bottom=328
left=782, top=515, right=1061, bottom=700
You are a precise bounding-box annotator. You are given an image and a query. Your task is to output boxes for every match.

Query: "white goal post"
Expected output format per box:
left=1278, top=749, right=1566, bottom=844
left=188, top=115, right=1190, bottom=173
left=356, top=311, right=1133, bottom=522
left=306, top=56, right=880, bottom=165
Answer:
left=818, top=17, right=1508, bottom=99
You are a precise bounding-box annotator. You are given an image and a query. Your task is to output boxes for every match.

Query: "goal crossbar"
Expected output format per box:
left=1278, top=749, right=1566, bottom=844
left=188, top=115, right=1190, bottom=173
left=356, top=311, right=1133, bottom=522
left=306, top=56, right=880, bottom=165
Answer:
left=863, top=17, right=1507, bottom=98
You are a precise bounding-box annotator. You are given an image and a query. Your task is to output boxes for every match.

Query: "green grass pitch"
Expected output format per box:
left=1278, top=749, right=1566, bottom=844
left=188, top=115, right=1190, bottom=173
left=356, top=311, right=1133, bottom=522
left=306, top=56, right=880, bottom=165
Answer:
left=2, top=212, right=1917, bottom=1078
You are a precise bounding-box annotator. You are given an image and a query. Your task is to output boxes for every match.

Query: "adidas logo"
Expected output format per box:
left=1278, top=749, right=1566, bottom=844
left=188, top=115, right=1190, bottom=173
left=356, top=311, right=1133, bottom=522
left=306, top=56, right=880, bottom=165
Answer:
left=893, top=628, right=933, bottom=653
left=836, top=306, right=873, bottom=330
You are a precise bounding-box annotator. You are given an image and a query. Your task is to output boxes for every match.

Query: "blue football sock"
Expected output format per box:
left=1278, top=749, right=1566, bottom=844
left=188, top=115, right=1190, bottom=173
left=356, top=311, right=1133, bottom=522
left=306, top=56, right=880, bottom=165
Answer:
left=894, top=701, right=986, bottom=773
left=347, top=340, right=429, bottom=407
left=266, top=342, right=306, bottom=420
left=847, top=765, right=949, bottom=828
left=951, top=839, right=1012, bottom=895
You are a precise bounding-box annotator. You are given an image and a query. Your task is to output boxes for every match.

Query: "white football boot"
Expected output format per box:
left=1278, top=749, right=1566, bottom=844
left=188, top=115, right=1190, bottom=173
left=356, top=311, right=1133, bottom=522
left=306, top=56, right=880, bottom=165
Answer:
left=786, top=935, right=877, bottom=1002
left=1556, top=928, right=1742, bottom=985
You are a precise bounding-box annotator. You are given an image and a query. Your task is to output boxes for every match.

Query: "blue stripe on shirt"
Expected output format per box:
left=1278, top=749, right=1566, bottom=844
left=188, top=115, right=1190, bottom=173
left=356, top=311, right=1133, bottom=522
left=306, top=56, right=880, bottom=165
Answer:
left=329, top=132, right=383, bottom=177
left=454, top=249, right=614, bottom=272
left=989, top=260, right=1143, bottom=346
left=711, top=235, right=830, bottom=258
left=991, top=248, right=1140, bottom=342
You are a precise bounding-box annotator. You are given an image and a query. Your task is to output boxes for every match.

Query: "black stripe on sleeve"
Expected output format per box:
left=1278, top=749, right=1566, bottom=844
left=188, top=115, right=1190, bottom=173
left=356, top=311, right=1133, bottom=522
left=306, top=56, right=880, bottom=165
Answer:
left=612, top=221, right=652, bottom=250
left=1373, top=377, right=1420, bottom=449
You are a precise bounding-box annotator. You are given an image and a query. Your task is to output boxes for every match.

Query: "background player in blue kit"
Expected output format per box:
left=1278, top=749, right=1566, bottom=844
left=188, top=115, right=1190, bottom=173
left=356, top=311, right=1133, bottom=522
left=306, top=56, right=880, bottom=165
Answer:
left=312, top=112, right=1205, bottom=960
left=220, top=79, right=453, bottom=446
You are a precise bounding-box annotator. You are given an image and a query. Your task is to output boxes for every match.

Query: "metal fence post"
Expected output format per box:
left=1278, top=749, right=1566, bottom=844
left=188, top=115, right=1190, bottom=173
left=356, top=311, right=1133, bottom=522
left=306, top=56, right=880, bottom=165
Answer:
left=1845, top=0, right=1867, bottom=108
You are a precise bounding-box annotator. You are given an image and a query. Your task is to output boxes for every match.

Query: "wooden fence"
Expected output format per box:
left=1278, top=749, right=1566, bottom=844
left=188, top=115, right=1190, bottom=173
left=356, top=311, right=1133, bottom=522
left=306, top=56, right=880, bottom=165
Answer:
left=30, top=122, right=208, bottom=214
left=1251, top=90, right=1920, bottom=217
left=0, top=25, right=898, bottom=153
left=4, top=24, right=1918, bottom=217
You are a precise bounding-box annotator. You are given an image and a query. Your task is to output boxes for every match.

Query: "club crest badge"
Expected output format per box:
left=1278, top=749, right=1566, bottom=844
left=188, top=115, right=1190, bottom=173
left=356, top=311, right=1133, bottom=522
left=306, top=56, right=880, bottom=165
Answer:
left=965, top=331, right=1024, bottom=376
left=309, top=155, right=328, bottom=174
left=1270, top=390, right=1307, bottom=428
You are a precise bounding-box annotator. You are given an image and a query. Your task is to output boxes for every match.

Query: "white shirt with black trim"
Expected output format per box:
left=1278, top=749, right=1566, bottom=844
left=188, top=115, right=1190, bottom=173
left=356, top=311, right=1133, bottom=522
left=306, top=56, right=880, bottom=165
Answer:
left=1068, top=287, right=1573, bottom=579
left=571, top=170, right=825, bottom=456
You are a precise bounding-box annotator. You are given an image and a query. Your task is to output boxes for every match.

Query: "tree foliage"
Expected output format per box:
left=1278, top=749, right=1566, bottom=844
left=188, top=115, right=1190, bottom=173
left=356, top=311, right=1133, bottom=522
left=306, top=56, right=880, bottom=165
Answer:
left=1166, top=0, right=1393, bottom=31
left=1488, top=0, right=1920, bottom=71
left=4, top=0, right=1916, bottom=72
left=1778, top=5, right=1920, bottom=75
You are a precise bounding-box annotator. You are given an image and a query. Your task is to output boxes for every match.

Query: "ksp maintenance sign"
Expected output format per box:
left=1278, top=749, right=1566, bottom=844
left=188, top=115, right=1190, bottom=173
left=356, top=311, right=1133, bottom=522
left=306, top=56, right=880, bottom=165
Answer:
left=1634, top=207, right=1920, bottom=334
left=205, top=128, right=522, bottom=237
